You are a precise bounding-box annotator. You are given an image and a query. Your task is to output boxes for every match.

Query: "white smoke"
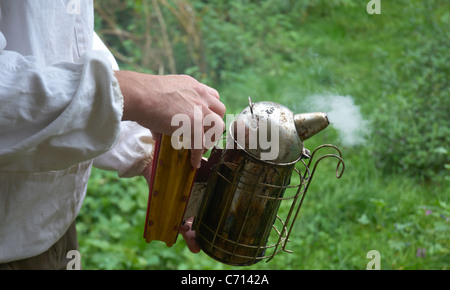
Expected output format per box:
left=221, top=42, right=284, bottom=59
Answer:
left=306, top=95, right=370, bottom=147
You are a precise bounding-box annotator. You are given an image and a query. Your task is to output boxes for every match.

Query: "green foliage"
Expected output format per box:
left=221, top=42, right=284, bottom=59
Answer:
left=76, top=169, right=148, bottom=269
left=370, top=1, right=450, bottom=182
left=95, top=0, right=204, bottom=75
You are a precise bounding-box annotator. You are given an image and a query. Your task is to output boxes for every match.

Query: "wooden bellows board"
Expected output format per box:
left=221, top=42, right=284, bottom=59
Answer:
left=143, top=134, right=197, bottom=247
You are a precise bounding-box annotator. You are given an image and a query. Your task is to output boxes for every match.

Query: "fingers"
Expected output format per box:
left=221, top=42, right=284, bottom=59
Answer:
left=207, top=96, right=226, bottom=119
left=182, top=232, right=201, bottom=254
left=189, top=105, right=204, bottom=169
left=180, top=218, right=201, bottom=254
left=190, top=148, right=203, bottom=169
left=193, top=80, right=224, bottom=117
left=206, top=86, right=220, bottom=100
left=141, top=75, right=225, bottom=169
left=190, top=107, right=225, bottom=168
left=203, top=111, right=225, bottom=149
left=194, top=80, right=220, bottom=101
left=188, top=84, right=225, bottom=169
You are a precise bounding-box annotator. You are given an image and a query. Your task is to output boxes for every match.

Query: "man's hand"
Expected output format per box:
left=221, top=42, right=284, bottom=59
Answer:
left=179, top=217, right=201, bottom=254
left=115, top=71, right=226, bottom=169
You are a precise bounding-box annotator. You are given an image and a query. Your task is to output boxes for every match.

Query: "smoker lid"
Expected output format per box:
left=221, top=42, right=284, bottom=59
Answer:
left=229, top=101, right=304, bottom=164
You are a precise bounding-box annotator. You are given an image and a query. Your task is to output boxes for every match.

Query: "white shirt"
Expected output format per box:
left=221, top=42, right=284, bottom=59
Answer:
left=0, top=0, right=154, bottom=263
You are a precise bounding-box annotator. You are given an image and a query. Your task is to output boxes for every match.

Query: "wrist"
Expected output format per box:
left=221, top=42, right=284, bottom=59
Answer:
left=114, top=70, right=147, bottom=123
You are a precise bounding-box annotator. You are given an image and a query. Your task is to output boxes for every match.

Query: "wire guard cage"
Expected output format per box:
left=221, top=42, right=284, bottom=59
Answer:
left=193, top=140, right=345, bottom=266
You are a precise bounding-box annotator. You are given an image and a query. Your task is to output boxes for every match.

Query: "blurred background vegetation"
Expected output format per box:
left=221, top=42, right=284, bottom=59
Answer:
left=76, top=0, right=449, bottom=269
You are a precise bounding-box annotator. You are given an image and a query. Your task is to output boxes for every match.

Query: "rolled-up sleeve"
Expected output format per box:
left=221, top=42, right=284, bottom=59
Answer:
left=93, top=121, right=155, bottom=178
left=0, top=48, right=124, bottom=172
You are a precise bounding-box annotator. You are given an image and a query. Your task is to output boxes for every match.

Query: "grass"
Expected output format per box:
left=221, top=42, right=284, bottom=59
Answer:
left=76, top=0, right=449, bottom=270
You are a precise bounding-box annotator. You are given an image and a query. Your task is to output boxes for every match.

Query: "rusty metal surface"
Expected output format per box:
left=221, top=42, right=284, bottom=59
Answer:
left=193, top=142, right=345, bottom=266
left=194, top=146, right=295, bottom=266
left=191, top=99, right=344, bottom=266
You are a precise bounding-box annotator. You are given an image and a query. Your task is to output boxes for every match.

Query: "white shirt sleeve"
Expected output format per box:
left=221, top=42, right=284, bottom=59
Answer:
left=0, top=35, right=124, bottom=172
left=93, top=121, right=155, bottom=177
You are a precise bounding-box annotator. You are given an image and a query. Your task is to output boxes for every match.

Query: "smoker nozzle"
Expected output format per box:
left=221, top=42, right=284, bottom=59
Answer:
left=294, top=112, right=330, bottom=141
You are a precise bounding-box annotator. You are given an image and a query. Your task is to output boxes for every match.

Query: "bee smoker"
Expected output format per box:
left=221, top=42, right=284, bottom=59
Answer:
left=192, top=98, right=345, bottom=266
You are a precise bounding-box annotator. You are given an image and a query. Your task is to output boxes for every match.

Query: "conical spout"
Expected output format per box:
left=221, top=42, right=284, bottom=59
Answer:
left=294, top=112, right=329, bottom=141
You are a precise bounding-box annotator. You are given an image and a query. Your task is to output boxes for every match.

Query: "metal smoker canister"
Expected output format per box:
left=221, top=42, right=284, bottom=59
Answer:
left=193, top=100, right=330, bottom=266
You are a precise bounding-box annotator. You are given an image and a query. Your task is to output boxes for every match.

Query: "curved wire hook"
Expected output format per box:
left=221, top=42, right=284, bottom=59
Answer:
left=307, top=144, right=345, bottom=179
left=280, top=144, right=345, bottom=254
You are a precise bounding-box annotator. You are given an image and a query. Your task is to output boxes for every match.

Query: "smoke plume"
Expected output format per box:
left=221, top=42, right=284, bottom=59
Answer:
left=306, top=95, right=370, bottom=147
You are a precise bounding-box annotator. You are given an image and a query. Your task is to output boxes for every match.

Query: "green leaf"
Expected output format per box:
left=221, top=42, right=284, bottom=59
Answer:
left=357, top=214, right=370, bottom=225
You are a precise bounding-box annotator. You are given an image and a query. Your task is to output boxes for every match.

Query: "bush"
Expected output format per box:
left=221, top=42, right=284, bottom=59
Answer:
left=370, top=6, right=449, bottom=182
